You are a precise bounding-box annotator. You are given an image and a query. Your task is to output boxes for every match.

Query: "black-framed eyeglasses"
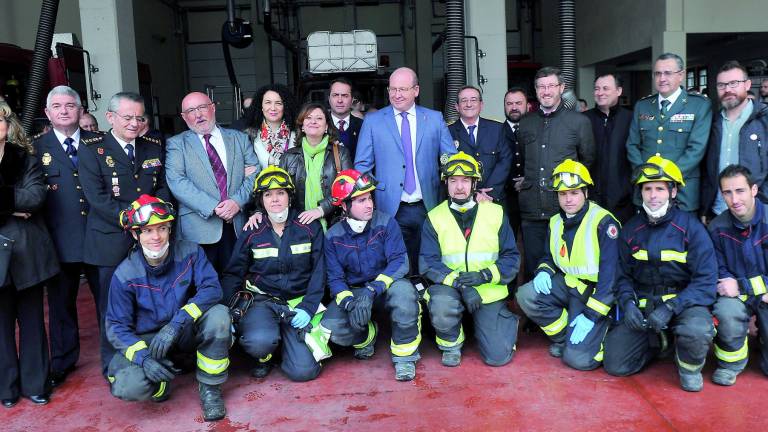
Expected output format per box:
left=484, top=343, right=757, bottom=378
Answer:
left=181, top=103, right=213, bottom=115
left=715, top=80, right=748, bottom=90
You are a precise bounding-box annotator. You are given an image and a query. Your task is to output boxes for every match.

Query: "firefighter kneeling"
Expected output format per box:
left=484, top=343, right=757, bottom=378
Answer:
left=105, top=195, right=231, bottom=421
left=321, top=170, right=422, bottom=381
left=516, top=160, right=619, bottom=371
left=420, top=152, right=520, bottom=367
left=603, top=155, right=716, bottom=392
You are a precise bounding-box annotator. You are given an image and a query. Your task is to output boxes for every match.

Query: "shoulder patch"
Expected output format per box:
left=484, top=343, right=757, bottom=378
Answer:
left=32, top=132, right=46, bottom=141
left=82, top=135, right=105, bottom=145
left=606, top=224, right=619, bottom=239
left=639, top=93, right=655, bottom=101
left=140, top=135, right=162, bottom=146
left=447, top=119, right=457, bottom=126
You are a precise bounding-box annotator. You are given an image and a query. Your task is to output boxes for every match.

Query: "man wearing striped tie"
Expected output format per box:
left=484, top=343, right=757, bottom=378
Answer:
left=165, top=92, right=260, bottom=273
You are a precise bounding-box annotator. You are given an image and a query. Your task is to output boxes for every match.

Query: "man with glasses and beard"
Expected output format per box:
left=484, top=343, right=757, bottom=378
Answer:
left=701, top=61, right=768, bottom=220
left=78, top=92, right=172, bottom=378
left=503, top=88, right=528, bottom=235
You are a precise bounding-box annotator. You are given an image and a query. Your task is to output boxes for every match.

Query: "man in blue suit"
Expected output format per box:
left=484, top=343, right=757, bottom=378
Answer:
left=165, top=92, right=260, bottom=273
left=448, top=85, right=511, bottom=203
left=355, top=67, right=456, bottom=275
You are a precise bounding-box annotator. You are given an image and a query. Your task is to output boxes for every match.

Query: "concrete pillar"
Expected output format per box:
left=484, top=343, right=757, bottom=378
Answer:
left=79, top=0, right=139, bottom=121
left=465, top=0, right=508, bottom=120
left=577, top=65, right=595, bottom=107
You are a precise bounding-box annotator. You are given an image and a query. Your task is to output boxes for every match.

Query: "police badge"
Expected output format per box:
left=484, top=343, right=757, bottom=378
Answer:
left=105, top=156, right=115, bottom=168
left=42, top=152, right=52, bottom=166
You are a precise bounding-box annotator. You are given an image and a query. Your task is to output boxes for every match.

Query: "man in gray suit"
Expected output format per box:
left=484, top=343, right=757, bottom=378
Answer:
left=166, top=92, right=260, bottom=272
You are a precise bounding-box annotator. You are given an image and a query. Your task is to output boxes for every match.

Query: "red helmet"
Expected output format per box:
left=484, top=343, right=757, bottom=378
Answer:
left=330, top=169, right=377, bottom=207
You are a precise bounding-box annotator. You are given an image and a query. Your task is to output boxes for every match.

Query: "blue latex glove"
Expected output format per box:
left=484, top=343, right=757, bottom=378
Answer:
left=568, top=314, right=594, bottom=345
left=290, top=309, right=311, bottom=329
left=533, top=272, right=552, bottom=295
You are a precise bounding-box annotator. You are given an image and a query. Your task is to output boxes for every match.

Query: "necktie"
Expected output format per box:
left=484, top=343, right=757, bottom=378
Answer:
left=468, top=125, right=477, bottom=148
left=338, top=119, right=349, bottom=146
left=125, top=143, right=135, bottom=164
left=660, top=99, right=670, bottom=112
left=64, top=137, right=77, bottom=168
left=512, top=124, right=518, bottom=136
left=204, top=134, right=228, bottom=201
left=400, top=112, right=416, bottom=195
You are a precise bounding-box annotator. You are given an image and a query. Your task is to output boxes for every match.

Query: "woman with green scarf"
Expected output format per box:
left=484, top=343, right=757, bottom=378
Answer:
left=279, top=103, right=353, bottom=229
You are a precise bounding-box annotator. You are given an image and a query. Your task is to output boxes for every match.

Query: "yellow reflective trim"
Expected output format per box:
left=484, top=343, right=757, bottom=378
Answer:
left=676, top=353, right=702, bottom=372
left=750, top=276, right=767, bottom=296
left=353, top=321, right=377, bottom=349
left=714, top=338, right=749, bottom=363
left=541, top=309, right=568, bottom=336
left=443, top=270, right=459, bottom=287
left=586, top=297, right=611, bottom=316
left=290, top=242, right=312, bottom=255
left=436, top=325, right=464, bottom=348
left=488, top=264, right=501, bottom=285
left=375, top=273, right=394, bottom=289
left=638, top=294, right=676, bottom=309
left=537, top=263, right=555, bottom=273
left=739, top=294, right=748, bottom=302
left=632, top=250, right=649, bottom=261
left=125, top=340, right=148, bottom=362
left=181, top=303, right=202, bottom=321
left=564, top=274, right=589, bottom=295
left=336, top=290, right=353, bottom=305
left=423, top=290, right=431, bottom=303
left=391, top=303, right=422, bottom=356
left=196, top=351, right=230, bottom=375
left=593, top=343, right=604, bottom=362
left=258, top=354, right=272, bottom=363
left=660, top=250, right=687, bottom=264
left=107, top=375, right=115, bottom=383
left=152, top=381, right=167, bottom=398
left=638, top=298, right=647, bottom=309
left=252, top=247, right=279, bottom=259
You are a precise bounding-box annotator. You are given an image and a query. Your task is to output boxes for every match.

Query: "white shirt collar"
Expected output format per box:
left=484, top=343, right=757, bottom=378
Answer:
left=460, top=118, right=479, bottom=130
left=331, top=113, right=351, bottom=127
left=506, top=120, right=519, bottom=130
left=110, top=130, right=135, bottom=150
left=53, top=128, right=81, bottom=147
left=659, top=87, right=683, bottom=109
left=196, top=125, right=222, bottom=142
left=394, top=104, right=417, bottom=118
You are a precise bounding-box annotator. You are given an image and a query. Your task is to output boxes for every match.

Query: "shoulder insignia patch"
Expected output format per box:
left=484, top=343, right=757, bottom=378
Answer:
left=32, top=132, right=45, bottom=140
left=82, top=135, right=104, bottom=145
left=607, top=224, right=619, bottom=239
left=141, top=135, right=162, bottom=145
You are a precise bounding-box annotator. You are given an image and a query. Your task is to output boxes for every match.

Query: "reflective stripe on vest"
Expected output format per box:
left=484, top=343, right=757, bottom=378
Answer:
left=548, top=202, right=612, bottom=282
left=427, top=201, right=508, bottom=303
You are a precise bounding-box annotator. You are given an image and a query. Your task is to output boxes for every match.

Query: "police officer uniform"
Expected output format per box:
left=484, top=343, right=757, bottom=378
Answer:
left=504, top=120, right=524, bottom=234
left=33, top=128, right=100, bottom=384
left=448, top=117, right=512, bottom=202
left=77, top=131, right=171, bottom=376
left=626, top=87, right=712, bottom=212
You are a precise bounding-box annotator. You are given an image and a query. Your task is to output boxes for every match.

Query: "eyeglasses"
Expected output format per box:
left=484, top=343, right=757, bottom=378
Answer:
left=535, top=83, right=562, bottom=91
left=387, top=86, right=416, bottom=95
left=715, top=79, right=748, bottom=90
left=110, top=111, right=147, bottom=123
left=552, top=172, right=587, bottom=189
left=181, top=103, right=213, bottom=115
left=632, top=163, right=669, bottom=183
left=653, top=70, right=682, bottom=78
left=122, top=202, right=174, bottom=229
left=458, top=97, right=481, bottom=105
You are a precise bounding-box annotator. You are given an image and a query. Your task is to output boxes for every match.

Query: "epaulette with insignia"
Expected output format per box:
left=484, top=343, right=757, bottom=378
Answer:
left=32, top=131, right=46, bottom=141
left=639, top=93, right=655, bottom=101
left=446, top=119, right=457, bottom=126
left=82, top=135, right=105, bottom=145
left=140, top=135, right=162, bottom=146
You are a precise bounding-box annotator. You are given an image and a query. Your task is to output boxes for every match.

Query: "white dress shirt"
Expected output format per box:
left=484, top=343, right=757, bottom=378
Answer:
left=394, top=105, right=423, bottom=202
left=196, top=126, right=228, bottom=173
left=659, top=87, right=682, bottom=111
left=54, top=128, right=81, bottom=151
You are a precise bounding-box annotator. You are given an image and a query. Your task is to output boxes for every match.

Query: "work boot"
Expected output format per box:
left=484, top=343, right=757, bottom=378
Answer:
left=712, top=368, right=739, bottom=386
left=199, top=383, right=226, bottom=421
left=251, top=360, right=273, bottom=379
left=354, top=322, right=378, bottom=360
left=151, top=382, right=171, bottom=403
left=441, top=350, right=462, bottom=367
left=679, top=371, right=703, bottom=392
left=548, top=342, right=565, bottom=358
left=394, top=361, right=416, bottom=381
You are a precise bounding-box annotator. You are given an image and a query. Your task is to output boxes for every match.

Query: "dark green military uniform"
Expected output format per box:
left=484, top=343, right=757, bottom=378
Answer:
left=626, top=88, right=712, bottom=212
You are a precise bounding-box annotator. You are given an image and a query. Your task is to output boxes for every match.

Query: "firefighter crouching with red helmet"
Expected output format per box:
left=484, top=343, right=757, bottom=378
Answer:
left=320, top=169, right=422, bottom=381
left=420, top=152, right=521, bottom=368
left=220, top=166, right=327, bottom=383
left=105, top=195, right=231, bottom=422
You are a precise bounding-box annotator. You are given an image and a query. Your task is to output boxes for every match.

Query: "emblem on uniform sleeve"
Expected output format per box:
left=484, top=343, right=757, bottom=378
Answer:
left=453, top=139, right=460, bottom=149
left=42, top=152, right=52, bottom=166
left=105, top=156, right=115, bottom=167
left=440, top=153, right=450, bottom=165
left=142, top=158, right=162, bottom=169
left=97, top=147, right=104, bottom=155
left=607, top=224, right=619, bottom=239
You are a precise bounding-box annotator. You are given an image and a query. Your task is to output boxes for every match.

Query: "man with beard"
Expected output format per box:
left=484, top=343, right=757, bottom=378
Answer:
left=761, top=79, right=768, bottom=103
left=701, top=61, right=768, bottom=219
left=503, top=87, right=528, bottom=235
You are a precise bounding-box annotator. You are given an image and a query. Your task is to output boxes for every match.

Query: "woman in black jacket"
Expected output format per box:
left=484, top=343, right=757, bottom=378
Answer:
left=0, top=102, right=59, bottom=407
left=279, top=103, right=352, bottom=229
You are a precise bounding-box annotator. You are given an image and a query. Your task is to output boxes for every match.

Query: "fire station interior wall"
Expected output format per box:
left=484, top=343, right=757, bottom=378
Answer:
left=0, top=0, right=83, bottom=52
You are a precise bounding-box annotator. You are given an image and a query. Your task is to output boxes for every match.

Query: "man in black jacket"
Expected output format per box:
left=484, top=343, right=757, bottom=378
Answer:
left=503, top=87, right=528, bottom=235
left=583, top=73, right=634, bottom=223
left=448, top=85, right=512, bottom=203
left=328, top=78, right=363, bottom=158
left=517, top=66, right=595, bottom=279
left=701, top=61, right=768, bottom=219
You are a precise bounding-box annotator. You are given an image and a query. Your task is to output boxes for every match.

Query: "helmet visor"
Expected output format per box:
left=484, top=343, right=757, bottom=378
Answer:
left=353, top=171, right=378, bottom=193
left=256, top=171, right=293, bottom=191
left=632, top=163, right=667, bottom=183
left=443, top=159, right=479, bottom=178
left=127, top=202, right=174, bottom=228
left=552, top=172, right=587, bottom=189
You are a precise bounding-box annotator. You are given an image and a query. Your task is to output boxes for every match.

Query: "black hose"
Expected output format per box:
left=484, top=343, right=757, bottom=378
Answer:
left=443, top=0, right=466, bottom=122
left=558, top=0, right=577, bottom=101
left=22, top=0, right=61, bottom=134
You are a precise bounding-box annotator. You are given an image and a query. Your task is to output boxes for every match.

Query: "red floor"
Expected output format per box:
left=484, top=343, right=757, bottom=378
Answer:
left=1, top=284, right=767, bottom=432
